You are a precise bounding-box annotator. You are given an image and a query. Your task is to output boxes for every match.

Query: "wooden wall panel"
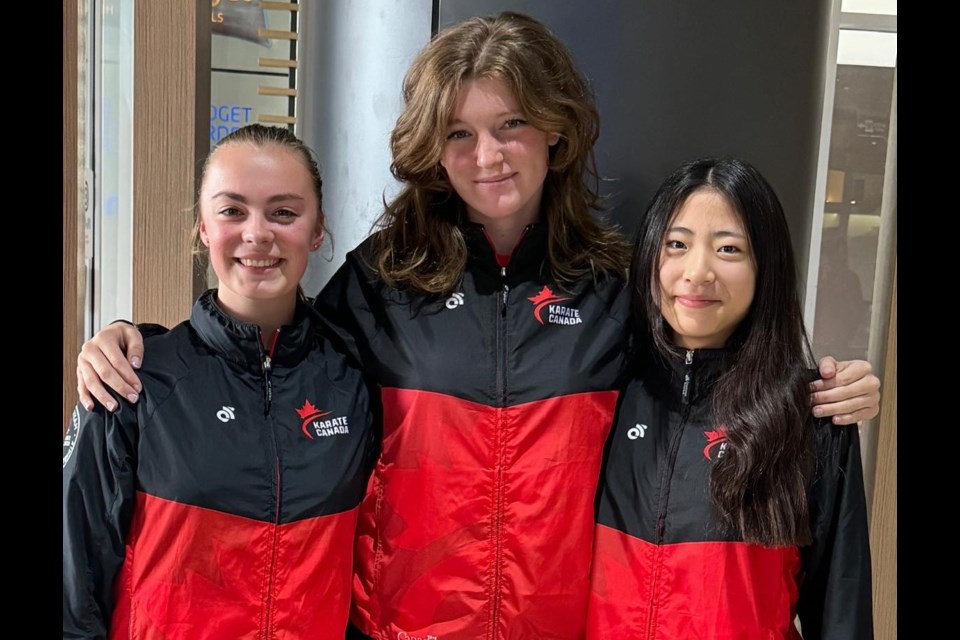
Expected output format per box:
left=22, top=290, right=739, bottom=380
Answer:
left=871, top=265, right=897, bottom=639
left=132, top=1, right=210, bottom=328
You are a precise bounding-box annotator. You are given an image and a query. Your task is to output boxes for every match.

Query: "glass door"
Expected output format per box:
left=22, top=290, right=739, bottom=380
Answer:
left=807, top=0, right=896, bottom=504
left=80, top=0, right=135, bottom=339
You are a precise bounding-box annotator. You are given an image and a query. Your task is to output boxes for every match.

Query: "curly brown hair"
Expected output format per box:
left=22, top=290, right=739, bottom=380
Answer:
left=372, top=12, right=629, bottom=294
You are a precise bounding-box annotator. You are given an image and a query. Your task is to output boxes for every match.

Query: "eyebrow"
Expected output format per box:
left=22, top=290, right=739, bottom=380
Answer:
left=447, top=111, right=522, bottom=126
left=210, top=191, right=306, bottom=204
left=667, top=225, right=746, bottom=240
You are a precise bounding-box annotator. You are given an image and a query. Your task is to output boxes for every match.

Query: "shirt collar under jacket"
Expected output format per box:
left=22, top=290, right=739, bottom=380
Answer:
left=462, top=221, right=549, bottom=282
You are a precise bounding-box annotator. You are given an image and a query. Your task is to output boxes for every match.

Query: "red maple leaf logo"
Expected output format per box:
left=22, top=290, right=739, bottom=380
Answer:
left=527, top=286, right=570, bottom=324
left=703, top=427, right=729, bottom=460
left=296, top=400, right=320, bottom=420
left=296, top=400, right=332, bottom=439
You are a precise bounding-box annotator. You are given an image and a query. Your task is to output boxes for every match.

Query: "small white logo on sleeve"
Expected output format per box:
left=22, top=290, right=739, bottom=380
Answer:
left=445, top=292, right=465, bottom=309
left=217, top=406, right=236, bottom=423
left=63, top=407, right=81, bottom=468
left=627, top=423, right=647, bottom=440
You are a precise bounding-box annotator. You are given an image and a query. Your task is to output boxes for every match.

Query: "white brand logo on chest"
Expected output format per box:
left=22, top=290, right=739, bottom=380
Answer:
left=445, top=292, right=465, bottom=309
left=627, top=423, right=648, bottom=440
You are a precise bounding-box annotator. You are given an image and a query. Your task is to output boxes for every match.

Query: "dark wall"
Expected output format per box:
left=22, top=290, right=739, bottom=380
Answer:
left=437, top=0, right=831, bottom=281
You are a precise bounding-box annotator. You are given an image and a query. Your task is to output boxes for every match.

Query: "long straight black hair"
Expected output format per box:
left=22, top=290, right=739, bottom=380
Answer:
left=631, top=157, right=816, bottom=545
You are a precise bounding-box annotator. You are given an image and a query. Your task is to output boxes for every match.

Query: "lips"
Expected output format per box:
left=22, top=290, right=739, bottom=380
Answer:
left=675, top=296, right=718, bottom=309
left=475, top=173, right=516, bottom=185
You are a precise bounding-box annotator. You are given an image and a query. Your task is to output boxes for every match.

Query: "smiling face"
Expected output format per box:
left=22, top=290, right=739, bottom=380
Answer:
left=439, top=76, right=560, bottom=233
left=198, top=142, right=322, bottom=321
left=658, top=189, right=757, bottom=349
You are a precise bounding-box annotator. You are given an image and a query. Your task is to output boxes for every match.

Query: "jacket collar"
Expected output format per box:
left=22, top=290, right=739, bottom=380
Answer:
left=462, top=221, right=549, bottom=279
left=648, top=347, right=734, bottom=409
left=190, top=289, right=316, bottom=370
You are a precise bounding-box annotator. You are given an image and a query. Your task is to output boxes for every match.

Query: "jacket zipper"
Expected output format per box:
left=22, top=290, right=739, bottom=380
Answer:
left=480, top=226, right=529, bottom=639
left=490, top=265, right=509, bottom=639
left=261, top=331, right=278, bottom=415
left=495, top=265, right=510, bottom=406
left=260, top=329, right=282, bottom=639
left=645, top=349, right=695, bottom=639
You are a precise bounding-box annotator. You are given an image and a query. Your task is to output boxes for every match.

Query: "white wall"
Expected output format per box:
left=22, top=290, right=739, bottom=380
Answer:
left=297, top=0, right=433, bottom=296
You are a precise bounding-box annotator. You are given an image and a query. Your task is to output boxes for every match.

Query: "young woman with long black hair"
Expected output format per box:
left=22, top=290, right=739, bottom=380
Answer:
left=588, top=157, right=873, bottom=638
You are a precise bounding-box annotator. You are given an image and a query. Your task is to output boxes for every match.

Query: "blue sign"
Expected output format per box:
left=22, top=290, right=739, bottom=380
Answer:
left=211, top=103, right=254, bottom=144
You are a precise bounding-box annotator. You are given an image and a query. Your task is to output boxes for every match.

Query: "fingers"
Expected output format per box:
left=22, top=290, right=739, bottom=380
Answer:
left=812, top=399, right=879, bottom=424
left=810, top=376, right=881, bottom=424
left=76, top=325, right=145, bottom=412
left=810, top=373, right=881, bottom=406
left=809, top=359, right=874, bottom=392
left=832, top=359, right=873, bottom=386
left=809, top=358, right=881, bottom=425
left=120, top=323, right=145, bottom=370
left=77, top=357, right=120, bottom=412
left=816, top=355, right=838, bottom=380
left=76, top=362, right=96, bottom=412
left=826, top=409, right=874, bottom=426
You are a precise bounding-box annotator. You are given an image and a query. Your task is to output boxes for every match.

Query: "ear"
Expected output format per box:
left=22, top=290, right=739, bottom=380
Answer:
left=310, top=226, right=324, bottom=252
left=199, top=220, right=211, bottom=247
left=547, top=132, right=561, bottom=147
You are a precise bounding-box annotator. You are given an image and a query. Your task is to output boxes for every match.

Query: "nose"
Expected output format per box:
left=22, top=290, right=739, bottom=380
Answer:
left=242, top=215, right=273, bottom=244
left=475, top=131, right=504, bottom=169
left=683, top=246, right=715, bottom=284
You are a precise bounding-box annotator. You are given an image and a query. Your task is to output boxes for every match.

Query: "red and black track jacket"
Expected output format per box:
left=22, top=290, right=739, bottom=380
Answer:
left=315, top=223, right=629, bottom=640
left=587, top=349, right=873, bottom=639
left=63, top=290, right=376, bottom=639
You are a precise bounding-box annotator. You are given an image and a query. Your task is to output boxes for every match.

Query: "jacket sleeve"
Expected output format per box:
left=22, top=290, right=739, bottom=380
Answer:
left=796, top=420, right=874, bottom=640
left=313, top=250, right=383, bottom=375
left=137, top=322, right=170, bottom=339
left=110, top=318, right=169, bottom=339
left=63, top=398, right=139, bottom=639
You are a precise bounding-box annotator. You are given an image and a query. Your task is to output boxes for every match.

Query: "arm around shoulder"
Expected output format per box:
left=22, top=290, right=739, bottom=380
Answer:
left=810, top=357, right=882, bottom=425
left=314, top=250, right=384, bottom=372
left=77, top=320, right=164, bottom=412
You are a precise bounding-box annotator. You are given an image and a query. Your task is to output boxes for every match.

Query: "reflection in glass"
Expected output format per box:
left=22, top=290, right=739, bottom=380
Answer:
left=813, top=62, right=895, bottom=362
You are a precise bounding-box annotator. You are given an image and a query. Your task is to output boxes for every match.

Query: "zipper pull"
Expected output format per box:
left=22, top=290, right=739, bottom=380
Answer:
left=501, top=266, right=509, bottom=311
left=262, top=354, right=273, bottom=414
left=681, top=350, right=694, bottom=404
left=261, top=328, right=280, bottom=414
